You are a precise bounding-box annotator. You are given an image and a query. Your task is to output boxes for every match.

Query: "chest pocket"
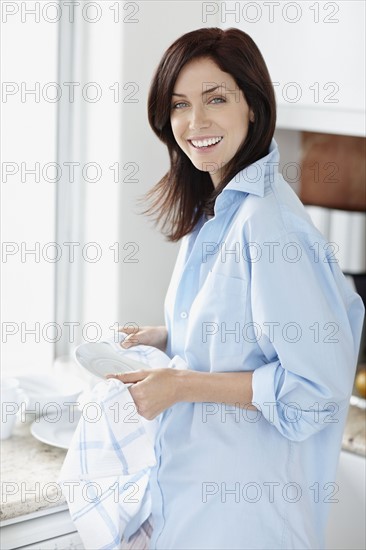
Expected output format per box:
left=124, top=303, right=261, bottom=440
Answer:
left=188, top=270, right=249, bottom=359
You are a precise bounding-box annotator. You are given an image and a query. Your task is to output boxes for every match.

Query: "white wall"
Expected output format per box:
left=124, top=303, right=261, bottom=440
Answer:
left=274, top=129, right=302, bottom=194
left=75, top=11, right=122, bottom=343
left=1, top=8, right=58, bottom=375
left=219, top=0, right=365, bottom=136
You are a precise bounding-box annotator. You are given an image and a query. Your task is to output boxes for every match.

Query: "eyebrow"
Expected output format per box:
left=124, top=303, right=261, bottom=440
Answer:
left=171, top=85, right=222, bottom=97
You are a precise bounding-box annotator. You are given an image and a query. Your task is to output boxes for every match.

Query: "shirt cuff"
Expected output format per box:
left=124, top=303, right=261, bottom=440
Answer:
left=168, top=354, right=189, bottom=371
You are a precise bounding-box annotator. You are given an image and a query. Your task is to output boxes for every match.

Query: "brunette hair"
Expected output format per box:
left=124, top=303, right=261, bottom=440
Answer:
left=138, top=27, right=276, bottom=242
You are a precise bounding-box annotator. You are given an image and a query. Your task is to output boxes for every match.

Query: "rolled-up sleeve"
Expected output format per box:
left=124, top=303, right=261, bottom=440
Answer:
left=250, top=229, right=365, bottom=442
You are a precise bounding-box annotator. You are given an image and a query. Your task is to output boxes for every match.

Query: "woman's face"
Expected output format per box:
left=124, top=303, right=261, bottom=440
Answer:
left=170, top=57, right=254, bottom=188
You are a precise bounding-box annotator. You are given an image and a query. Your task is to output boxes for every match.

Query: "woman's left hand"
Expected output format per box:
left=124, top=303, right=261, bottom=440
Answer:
left=106, top=368, right=183, bottom=420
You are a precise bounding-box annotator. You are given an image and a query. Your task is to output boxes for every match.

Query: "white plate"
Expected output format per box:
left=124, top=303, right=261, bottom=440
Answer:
left=17, top=373, right=83, bottom=416
left=31, top=409, right=82, bottom=449
left=74, top=341, right=151, bottom=379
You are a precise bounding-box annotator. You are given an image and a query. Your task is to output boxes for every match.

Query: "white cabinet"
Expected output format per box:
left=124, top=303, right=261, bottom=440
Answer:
left=16, top=532, right=84, bottom=550
left=326, top=450, right=366, bottom=550
left=0, top=506, right=82, bottom=550
left=220, top=1, right=365, bottom=136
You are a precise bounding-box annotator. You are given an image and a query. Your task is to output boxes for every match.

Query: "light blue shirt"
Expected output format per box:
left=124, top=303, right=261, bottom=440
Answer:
left=148, top=139, right=365, bottom=550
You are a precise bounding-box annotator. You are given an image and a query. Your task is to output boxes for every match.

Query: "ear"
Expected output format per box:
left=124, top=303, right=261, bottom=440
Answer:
left=249, top=110, right=255, bottom=123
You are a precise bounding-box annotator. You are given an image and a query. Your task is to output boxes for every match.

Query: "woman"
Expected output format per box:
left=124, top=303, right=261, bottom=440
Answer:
left=112, top=28, right=365, bottom=550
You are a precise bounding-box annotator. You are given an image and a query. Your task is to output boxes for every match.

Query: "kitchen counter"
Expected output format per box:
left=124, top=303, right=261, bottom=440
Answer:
left=1, top=403, right=365, bottom=523
left=0, top=419, right=67, bottom=522
left=342, top=401, right=366, bottom=456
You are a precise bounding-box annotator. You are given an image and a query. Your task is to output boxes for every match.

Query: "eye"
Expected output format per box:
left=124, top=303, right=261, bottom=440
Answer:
left=209, top=96, right=226, bottom=104
left=171, top=101, right=188, bottom=110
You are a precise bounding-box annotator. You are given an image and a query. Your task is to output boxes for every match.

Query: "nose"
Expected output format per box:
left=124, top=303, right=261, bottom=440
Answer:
left=188, top=103, right=210, bottom=131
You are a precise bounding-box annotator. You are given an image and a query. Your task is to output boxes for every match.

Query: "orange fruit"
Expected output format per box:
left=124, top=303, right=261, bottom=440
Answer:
left=355, top=369, right=366, bottom=398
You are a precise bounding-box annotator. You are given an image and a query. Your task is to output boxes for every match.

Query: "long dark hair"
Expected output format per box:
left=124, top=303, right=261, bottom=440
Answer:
left=138, top=27, right=276, bottom=242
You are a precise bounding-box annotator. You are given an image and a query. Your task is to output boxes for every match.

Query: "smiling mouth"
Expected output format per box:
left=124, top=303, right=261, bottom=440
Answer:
left=188, top=136, right=223, bottom=149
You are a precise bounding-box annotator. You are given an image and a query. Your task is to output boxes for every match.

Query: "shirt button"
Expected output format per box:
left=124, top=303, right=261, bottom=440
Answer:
left=180, top=311, right=188, bottom=319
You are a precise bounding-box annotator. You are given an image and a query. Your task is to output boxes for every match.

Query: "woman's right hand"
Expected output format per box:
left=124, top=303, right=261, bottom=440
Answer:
left=118, top=325, right=168, bottom=352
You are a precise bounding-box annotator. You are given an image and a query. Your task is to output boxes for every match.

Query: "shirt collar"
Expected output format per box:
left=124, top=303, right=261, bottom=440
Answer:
left=222, top=138, right=280, bottom=198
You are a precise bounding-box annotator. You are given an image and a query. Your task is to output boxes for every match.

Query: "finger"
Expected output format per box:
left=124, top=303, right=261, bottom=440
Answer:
left=118, top=326, right=140, bottom=333
left=121, top=333, right=142, bottom=347
left=105, top=376, right=134, bottom=388
left=118, top=327, right=141, bottom=347
left=105, top=370, right=149, bottom=383
left=121, top=336, right=133, bottom=348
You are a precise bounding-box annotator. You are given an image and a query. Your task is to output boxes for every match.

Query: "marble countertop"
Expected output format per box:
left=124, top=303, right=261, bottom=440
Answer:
left=0, top=419, right=67, bottom=522
left=1, top=403, right=365, bottom=523
left=342, top=402, right=366, bottom=456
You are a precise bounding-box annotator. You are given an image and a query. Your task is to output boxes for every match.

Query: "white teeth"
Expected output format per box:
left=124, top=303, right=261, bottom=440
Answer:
left=191, top=136, right=223, bottom=148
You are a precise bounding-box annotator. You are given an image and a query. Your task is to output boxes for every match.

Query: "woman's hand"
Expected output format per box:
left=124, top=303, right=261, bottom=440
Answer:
left=119, top=325, right=168, bottom=352
left=106, top=368, right=184, bottom=420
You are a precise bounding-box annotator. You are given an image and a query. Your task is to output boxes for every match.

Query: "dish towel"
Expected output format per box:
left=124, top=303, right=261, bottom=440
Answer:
left=58, top=336, right=188, bottom=550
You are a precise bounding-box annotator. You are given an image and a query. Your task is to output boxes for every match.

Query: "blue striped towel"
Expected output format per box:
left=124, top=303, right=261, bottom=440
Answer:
left=58, top=337, right=187, bottom=550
